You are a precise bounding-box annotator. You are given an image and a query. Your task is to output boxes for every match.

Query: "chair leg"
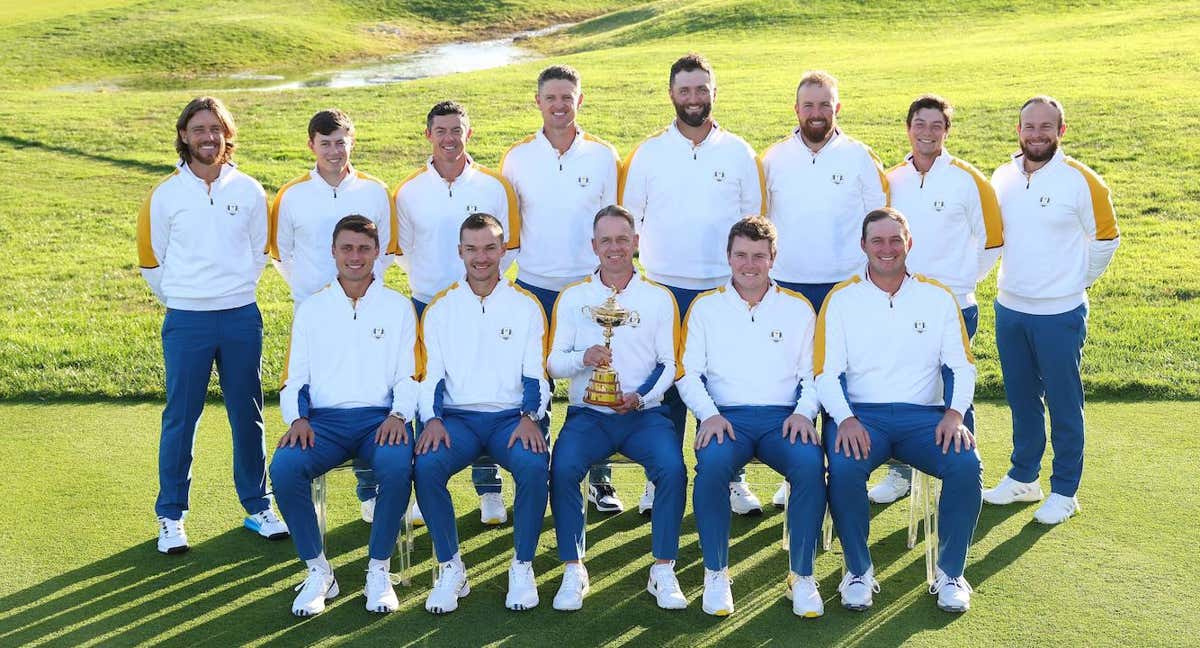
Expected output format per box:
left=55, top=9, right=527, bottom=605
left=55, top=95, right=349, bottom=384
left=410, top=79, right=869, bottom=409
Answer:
left=780, top=482, right=790, bottom=551
left=313, top=474, right=328, bottom=553
left=396, top=504, right=413, bottom=587
left=925, top=475, right=940, bottom=585
left=821, top=505, right=833, bottom=552
left=907, top=471, right=921, bottom=549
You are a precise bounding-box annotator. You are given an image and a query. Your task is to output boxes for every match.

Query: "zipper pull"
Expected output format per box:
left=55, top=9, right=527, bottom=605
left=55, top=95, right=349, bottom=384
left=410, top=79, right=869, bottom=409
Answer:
left=333, top=188, right=337, bottom=199
left=920, top=173, right=925, bottom=189
left=210, top=197, right=214, bottom=205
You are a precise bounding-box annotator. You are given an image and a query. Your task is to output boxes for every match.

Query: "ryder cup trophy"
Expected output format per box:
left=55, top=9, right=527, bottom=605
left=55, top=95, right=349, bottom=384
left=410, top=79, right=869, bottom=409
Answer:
left=581, top=288, right=639, bottom=407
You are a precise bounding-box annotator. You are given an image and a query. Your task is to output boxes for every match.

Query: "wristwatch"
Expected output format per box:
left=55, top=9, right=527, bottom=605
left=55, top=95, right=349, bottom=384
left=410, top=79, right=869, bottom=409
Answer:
left=388, top=411, right=405, bottom=422
left=635, top=393, right=646, bottom=411
left=521, top=411, right=540, bottom=423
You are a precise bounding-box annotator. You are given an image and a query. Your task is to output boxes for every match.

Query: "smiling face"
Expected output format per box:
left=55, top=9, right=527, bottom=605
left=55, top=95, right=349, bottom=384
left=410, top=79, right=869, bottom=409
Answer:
left=458, top=224, right=505, bottom=284
left=907, top=107, right=948, bottom=160
left=308, top=127, right=353, bottom=179
left=728, top=235, right=774, bottom=296
left=861, top=216, right=912, bottom=281
left=332, top=228, right=379, bottom=284
left=179, top=109, right=228, bottom=167
left=426, top=113, right=471, bottom=166
left=795, top=82, right=840, bottom=145
left=1018, top=101, right=1066, bottom=164
left=536, top=78, right=582, bottom=131
left=669, top=68, right=715, bottom=128
left=591, top=213, right=638, bottom=277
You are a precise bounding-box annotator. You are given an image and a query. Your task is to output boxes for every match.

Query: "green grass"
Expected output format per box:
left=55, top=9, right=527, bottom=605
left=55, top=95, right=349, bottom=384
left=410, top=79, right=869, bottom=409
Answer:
left=0, top=400, right=1195, bottom=646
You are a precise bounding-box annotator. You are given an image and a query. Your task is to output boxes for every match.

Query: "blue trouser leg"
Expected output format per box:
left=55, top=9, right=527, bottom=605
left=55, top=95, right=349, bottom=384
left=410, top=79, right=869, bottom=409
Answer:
left=615, top=408, right=686, bottom=560
left=214, top=304, right=269, bottom=515
left=825, top=406, right=900, bottom=576
left=156, top=308, right=218, bottom=520
left=995, top=301, right=1047, bottom=485
left=550, top=409, right=612, bottom=561
left=750, top=413, right=826, bottom=576
left=413, top=411, right=486, bottom=562
left=360, top=418, right=415, bottom=560
left=693, top=409, right=757, bottom=572
left=480, top=411, right=550, bottom=562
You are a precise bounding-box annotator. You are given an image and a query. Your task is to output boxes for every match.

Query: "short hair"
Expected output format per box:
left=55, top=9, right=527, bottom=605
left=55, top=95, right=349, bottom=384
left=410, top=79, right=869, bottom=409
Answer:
left=331, top=214, right=378, bottom=248
left=592, top=204, right=636, bottom=232
left=459, top=212, right=504, bottom=243
left=906, top=94, right=953, bottom=129
left=174, top=96, right=237, bottom=164
left=796, top=70, right=839, bottom=105
left=861, top=207, right=911, bottom=242
left=537, top=64, right=580, bottom=90
left=726, top=216, right=777, bottom=257
left=426, top=100, right=468, bottom=131
left=1020, top=95, right=1065, bottom=128
left=669, top=52, right=714, bottom=87
left=308, top=108, right=355, bottom=140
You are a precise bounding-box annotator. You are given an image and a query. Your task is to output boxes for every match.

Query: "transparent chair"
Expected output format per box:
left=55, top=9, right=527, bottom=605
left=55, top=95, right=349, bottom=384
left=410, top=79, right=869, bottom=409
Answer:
left=311, top=460, right=414, bottom=586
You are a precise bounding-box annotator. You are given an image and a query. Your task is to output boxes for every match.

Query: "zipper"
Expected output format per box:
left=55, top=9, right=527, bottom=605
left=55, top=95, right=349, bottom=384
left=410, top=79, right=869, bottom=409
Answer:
left=919, top=172, right=926, bottom=189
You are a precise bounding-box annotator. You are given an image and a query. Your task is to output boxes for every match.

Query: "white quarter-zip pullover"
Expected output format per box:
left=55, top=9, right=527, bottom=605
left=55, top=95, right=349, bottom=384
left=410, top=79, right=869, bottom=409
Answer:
left=279, top=277, right=421, bottom=425
left=619, top=122, right=764, bottom=289
left=760, top=129, right=889, bottom=284
left=887, top=150, right=1004, bottom=306
left=390, top=156, right=521, bottom=303
left=677, top=282, right=820, bottom=422
left=814, top=270, right=976, bottom=424
left=992, top=148, right=1120, bottom=315
left=547, top=270, right=679, bottom=411
left=137, top=160, right=268, bottom=310
left=267, top=166, right=394, bottom=303
left=419, top=277, right=550, bottom=423
left=502, top=128, right=620, bottom=291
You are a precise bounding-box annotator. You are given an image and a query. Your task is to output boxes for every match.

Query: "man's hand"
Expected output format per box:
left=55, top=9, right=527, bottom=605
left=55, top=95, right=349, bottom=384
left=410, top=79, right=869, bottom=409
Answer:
left=582, top=345, right=612, bottom=368
left=695, top=414, right=735, bottom=449
left=508, top=416, right=548, bottom=453
left=833, top=417, right=871, bottom=460
left=375, top=415, right=409, bottom=446
left=934, top=409, right=975, bottom=454
left=783, top=414, right=819, bottom=445
left=610, top=392, right=641, bottom=415
left=278, top=418, right=316, bottom=449
left=415, top=418, right=451, bottom=455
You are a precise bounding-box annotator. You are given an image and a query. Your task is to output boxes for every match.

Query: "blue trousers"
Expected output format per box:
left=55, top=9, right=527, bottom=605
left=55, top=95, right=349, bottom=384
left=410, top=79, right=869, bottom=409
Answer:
left=269, top=407, right=413, bottom=561
left=694, top=406, right=826, bottom=575
left=414, top=409, right=549, bottom=562
left=516, top=278, right=611, bottom=486
left=156, top=303, right=268, bottom=520
left=550, top=406, right=686, bottom=562
left=413, top=298, right=502, bottom=496
left=995, top=301, right=1088, bottom=497
left=826, top=403, right=982, bottom=578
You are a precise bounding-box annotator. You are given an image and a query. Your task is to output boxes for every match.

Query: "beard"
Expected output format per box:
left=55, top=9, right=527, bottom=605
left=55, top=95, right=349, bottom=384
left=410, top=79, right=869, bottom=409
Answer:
left=673, top=99, right=712, bottom=128
left=1019, top=137, right=1058, bottom=163
left=799, top=118, right=833, bottom=144
left=188, top=141, right=225, bottom=166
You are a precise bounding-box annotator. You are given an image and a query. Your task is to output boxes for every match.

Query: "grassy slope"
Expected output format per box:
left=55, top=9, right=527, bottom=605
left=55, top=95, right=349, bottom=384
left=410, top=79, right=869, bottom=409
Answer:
left=0, top=0, right=1196, bottom=399
left=0, top=400, right=1195, bottom=646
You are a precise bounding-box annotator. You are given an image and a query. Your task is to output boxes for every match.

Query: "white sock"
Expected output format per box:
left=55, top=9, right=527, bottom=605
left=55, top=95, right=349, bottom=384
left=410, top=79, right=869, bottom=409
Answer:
left=564, top=562, right=585, bottom=574
left=306, top=554, right=331, bottom=574
left=368, top=558, right=390, bottom=573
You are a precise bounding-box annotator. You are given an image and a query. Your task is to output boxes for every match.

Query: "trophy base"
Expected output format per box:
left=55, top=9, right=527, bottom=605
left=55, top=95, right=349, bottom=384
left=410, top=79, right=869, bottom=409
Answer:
left=583, top=366, right=623, bottom=408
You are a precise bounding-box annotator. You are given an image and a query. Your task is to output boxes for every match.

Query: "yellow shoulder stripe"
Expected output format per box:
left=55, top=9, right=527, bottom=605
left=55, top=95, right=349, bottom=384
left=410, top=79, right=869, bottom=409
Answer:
left=949, top=157, right=1004, bottom=249
left=914, top=274, right=975, bottom=364
left=137, top=169, right=180, bottom=269
left=1064, top=158, right=1119, bottom=241
left=499, top=134, right=537, bottom=175
left=617, top=127, right=667, bottom=205
left=267, top=172, right=314, bottom=260
left=677, top=286, right=724, bottom=378
left=640, top=276, right=684, bottom=380
left=474, top=164, right=522, bottom=250
left=813, top=276, right=860, bottom=378
left=776, top=285, right=816, bottom=316
left=389, top=165, right=428, bottom=255
left=884, top=160, right=908, bottom=176
left=867, top=147, right=891, bottom=206
left=409, top=298, right=427, bottom=382
left=546, top=276, right=592, bottom=372
left=510, top=280, right=550, bottom=363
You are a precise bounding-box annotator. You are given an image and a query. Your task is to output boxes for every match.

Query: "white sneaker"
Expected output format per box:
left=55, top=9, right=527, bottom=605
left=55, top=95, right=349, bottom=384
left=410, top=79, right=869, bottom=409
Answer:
left=407, top=500, right=425, bottom=528
left=292, top=566, right=339, bottom=617
left=638, top=481, right=655, bottom=515
left=1034, top=493, right=1080, bottom=524
left=930, top=568, right=972, bottom=612
left=771, top=483, right=788, bottom=509
left=588, top=483, right=625, bottom=514
left=702, top=568, right=734, bottom=616
left=506, top=560, right=539, bottom=611
left=426, top=560, right=469, bottom=614
left=244, top=508, right=290, bottom=540
left=646, top=562, right=687, bottom=610
left=837, top=567, right=879, bottom=611
left=867, top=471, right=911, bottom=504
left=480, top=492, right=507, bottom=525
left=787, top=572, right=824, bottom=618
left=982, top=476, right=1044, bottom=505
left=364, top=565, right=399, bottom=613
left=360, top=497, right=376, bottom=524
left=553, top=563, right=590, bottom=611
left=729, top=482, right=763, bottom=516
left=156, top=517, right=189, bottom=554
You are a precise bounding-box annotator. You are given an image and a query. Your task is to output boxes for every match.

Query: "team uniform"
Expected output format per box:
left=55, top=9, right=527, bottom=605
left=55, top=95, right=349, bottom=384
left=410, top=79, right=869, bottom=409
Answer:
left=676, top=282, right=824, bottom=614
left=413, top=277, right=550, bottom=610
left=392, top=156, right=521, bottom=496
left=815, top=270, right=981, bottom=610
left=137, top=160, right=274, bottom=529
left=546, top=271, right=685, bottom=568
left=270, top=278, right=419, bottom=568
left=989, top=148, right=1119, bottom=505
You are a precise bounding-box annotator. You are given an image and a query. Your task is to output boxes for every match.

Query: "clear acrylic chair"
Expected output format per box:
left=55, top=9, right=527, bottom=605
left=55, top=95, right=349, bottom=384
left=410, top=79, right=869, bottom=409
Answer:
left=312, top=459, right=414, bottom=586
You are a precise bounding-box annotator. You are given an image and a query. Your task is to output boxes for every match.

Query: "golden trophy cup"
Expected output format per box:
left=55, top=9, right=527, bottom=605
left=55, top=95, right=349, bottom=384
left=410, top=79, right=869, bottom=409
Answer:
left=582, top=288, right=640, bottom=407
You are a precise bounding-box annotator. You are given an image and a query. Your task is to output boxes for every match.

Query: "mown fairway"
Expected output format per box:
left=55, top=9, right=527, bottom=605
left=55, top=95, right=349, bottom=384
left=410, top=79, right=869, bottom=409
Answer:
left=0, top=1, right=1197, bottom=646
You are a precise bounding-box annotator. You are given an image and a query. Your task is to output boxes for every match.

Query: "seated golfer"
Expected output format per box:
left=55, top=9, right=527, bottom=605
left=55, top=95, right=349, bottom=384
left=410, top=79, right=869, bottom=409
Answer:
left=414, top=213, right=551, bottom=614
left=677, top=216, right=826, bottom=618
left=817, top=207, right=981, bottom=613
left=269, top=215, right=420, bottom=617
left=546, top=205, right=688, bottom=611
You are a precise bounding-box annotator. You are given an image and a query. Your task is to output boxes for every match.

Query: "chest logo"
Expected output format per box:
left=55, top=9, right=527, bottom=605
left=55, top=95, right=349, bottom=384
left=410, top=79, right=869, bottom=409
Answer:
left=933, top=200, right=945, bottom=212
left=831, top=173, right=845, bottom=185
left=225, top=203, right=239, bottom=216
left=372, top=327, right=385, bottom=339
left=914, top=320, right=926, bottom=334
left=713, top=170, right=726, bottom=182
left=577, top=176, right=590, bottom=187
left=770, top=330, right=783, bottom=343
left=499, top=327, right=512, bottom=340
left=1039, top=196, right=1052, bottom=207
left=466, top=204, right=479, bottom=214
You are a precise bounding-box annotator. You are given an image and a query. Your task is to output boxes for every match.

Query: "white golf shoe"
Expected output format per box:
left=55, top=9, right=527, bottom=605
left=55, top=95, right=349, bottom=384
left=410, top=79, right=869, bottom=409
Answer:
left=292, top=566, right=338, bottom=617
left=867, top=471, right=911, bottom=504
left=157, top=517, right=189, bottom=555
left=837, top=567, right=879, bottom=611
left=552, top=563, right=590, bottom=611
left=360, top=497, right=375, bottom=524
left=588, top=483, right=625, bottom=514
left=426, top=559, right=469, bottom=614
left=787, top=572, right=824, bottom=618
left=646, top=562, right=687, bottom=610
left=244, top=508, right=290, bottom=540
left=982, top=476, right=1044, bottom=505
left=772, top=482, right=788, bottom=509
left=930, top=568, right=972, bottom=612
left=702, top=568, right=734, bottom=616
left=480, top=492, right=507, bottom=525
left=729, top=482, right=763, bottom=516
left=1034, top=493, right=1080, bottom=524
left=638, top=481, right=655, bottom=515
left=364, top=565, right=398, bottom=613
left=506, top=560, right=539, bottom=611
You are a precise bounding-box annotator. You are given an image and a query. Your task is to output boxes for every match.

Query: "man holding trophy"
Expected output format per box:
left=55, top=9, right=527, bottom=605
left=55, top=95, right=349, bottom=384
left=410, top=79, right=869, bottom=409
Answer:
left=546, top=205, right=688, bottom=611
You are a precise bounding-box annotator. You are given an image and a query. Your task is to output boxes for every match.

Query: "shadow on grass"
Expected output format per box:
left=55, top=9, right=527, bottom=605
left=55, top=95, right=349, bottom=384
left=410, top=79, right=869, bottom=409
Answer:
left=0, top=134, right=175, bottom=177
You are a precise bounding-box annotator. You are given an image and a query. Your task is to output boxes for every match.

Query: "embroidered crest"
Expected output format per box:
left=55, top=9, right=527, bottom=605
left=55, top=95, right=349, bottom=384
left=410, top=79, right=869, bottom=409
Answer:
left=713, top=170, right=726, bottom=182
left=831, top=173, right=845, bottom=185
left=577, top=176, right=590, bottom=187
left=499, top=327, right=512, bottom=340
left=770, top=330, right=783, bottom=342
left=372, top=327, right=385, bottom=339
left=933, top=200, right=945, bottom=212
left=914, top=320, right=927, bottom=334
left=225, top=203, right=239, bottom=216
left=466, top=204, right=479, bottom=214
left=627, top=312, right=641, bottom=327
left=1039, top=196, right=1051, bottom=207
